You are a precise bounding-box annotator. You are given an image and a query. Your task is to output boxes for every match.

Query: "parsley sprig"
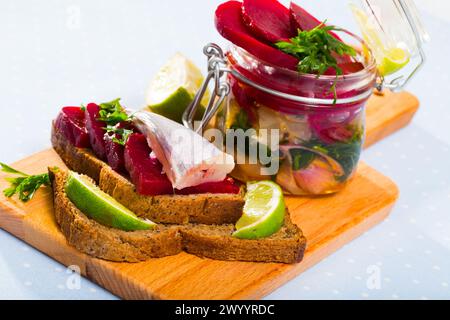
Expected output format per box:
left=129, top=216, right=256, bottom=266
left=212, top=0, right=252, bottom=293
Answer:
left=97, top=98, right=130, bottom=125
left=276, top=22, right=357, bottom=101
left=1, top=163, right=55, bottom=202
left=104, top=125, right=134, bottom=146
left=96, top=98, right=135, bottom=146
left=276, top=22, right=356, bottom=76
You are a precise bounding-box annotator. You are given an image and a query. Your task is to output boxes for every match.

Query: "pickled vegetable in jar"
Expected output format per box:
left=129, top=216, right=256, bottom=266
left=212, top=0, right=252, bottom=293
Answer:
left=215, top=42, right=377, bottom=195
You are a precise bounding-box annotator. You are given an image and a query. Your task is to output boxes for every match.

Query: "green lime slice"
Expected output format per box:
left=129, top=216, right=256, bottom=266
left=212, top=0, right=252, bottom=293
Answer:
left=65, top=171, right=155, bottom=231
left=145, top=53, right=209, bottom=123
left=350, top=4, right=411, bottom=76
left=233, top=181, right=285, bottom=240
left=378, top=48, right=410, bottom=76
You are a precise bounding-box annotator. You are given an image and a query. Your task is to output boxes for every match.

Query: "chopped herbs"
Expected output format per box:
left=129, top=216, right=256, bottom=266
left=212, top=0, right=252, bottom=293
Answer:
left=289, top=149, right=316, bottom=171
left=1, top=163, right=55, bottom=202
left=97, top=98, right=130, bottom=126
left=275, top=22, right=357, bottom=102
left=276, top=22, right=356, bottom=76
left=97, top=98, right=136, bottom=146
left=288, top=127, right=363, bottom=182
left=105, top=125, right=134, bottom=146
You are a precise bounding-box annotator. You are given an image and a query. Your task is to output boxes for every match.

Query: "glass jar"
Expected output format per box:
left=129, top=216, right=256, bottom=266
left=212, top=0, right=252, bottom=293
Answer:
left=216, top=35, right=378, bottom=195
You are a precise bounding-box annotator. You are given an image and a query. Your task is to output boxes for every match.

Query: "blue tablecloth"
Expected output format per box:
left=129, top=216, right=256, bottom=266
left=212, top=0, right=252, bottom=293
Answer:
left=0, top=0, right=448, bottom=299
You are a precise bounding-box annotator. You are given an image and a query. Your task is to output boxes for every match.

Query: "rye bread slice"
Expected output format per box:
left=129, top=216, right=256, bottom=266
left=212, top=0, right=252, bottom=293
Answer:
left=50, top=167, right=306, bottom=264
left=181, top=215, right=306, bottom=264
left=51, top=124, right=245, bottom=225
left=49, top=168, right=183, bottom=262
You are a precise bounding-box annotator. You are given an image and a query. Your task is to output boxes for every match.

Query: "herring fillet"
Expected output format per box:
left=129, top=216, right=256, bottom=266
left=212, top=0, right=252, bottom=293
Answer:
left=132, top=111, right=235, bottom=190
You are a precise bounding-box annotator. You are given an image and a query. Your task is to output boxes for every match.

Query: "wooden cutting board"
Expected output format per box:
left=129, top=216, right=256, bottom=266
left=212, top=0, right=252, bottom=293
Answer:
left=0, top=91, right=418, bottom=300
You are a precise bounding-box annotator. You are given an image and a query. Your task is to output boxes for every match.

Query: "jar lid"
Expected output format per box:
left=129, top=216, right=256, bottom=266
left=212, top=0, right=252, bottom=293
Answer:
left=350, top=0, right=429, bottom=91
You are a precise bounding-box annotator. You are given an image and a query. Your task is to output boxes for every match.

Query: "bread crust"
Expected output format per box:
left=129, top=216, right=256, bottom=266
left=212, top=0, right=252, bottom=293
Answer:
left=49, top=168, right=183, bottom=262
left=49, top=168, right=306, bottom=264
left=180, top=216, right=306, bottom=264
left=51, top=124, right=245, bottom=225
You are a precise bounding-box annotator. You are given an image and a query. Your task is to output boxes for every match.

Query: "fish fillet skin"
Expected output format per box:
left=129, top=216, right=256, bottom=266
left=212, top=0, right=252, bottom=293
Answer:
left=132, top=111, right=235, bottom=190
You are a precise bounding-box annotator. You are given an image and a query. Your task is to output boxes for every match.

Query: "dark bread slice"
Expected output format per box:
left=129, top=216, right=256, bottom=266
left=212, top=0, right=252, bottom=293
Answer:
left=181, top=215, right=306, bottom=264
left=51, top=124, right=245, bottom=225
left=49, top=168, right=182, bottom=262
left=50, top=167, right=306, bottom=264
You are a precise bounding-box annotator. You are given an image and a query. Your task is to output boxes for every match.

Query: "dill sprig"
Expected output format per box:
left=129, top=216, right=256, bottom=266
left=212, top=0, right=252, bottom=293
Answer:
left=1, top=163, right=55, bottom=202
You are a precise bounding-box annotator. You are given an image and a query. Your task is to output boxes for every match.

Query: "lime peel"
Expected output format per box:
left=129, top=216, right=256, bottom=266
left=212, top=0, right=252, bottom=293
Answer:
left=350, top=4, right=411, bottom=76
left=233, top=181, right=285, bottom=240
left=145, top=53, right=209, bottom=123
left=65, top=171, right=155, bottom=231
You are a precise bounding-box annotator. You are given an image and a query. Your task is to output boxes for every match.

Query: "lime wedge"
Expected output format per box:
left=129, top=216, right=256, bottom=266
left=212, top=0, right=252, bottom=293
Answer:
left=351, top=4, right=410, bottom=76
left=65, top=171, right=155, bottom=231
left=145, top=53, right=208, bottom=123
left=233, top=181, right=285, bottom=240
left=378, top=47, right=410, bottom=76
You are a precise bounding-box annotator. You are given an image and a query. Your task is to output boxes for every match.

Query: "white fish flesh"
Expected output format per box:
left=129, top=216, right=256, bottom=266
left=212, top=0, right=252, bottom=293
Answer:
left=132, top=111, right=235, bottom=190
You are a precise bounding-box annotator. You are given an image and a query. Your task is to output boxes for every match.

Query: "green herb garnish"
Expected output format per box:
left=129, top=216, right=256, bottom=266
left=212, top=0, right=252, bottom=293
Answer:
left=97, top=98, right=130, bottom=125
left=1, top=163, right=55, bottom=202
left=289, top=149, right=316, bottom=171
left=104, top=125, right=134, bottom=146
left=288, top=127, right=363, bottom=182
left=275, top=22, right=357, bottom=101
left=230, top=109, right=252, bottom=131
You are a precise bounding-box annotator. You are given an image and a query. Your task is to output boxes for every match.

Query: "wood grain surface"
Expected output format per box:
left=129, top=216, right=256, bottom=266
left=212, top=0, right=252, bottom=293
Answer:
left=0, top=91, right=417, bottom=299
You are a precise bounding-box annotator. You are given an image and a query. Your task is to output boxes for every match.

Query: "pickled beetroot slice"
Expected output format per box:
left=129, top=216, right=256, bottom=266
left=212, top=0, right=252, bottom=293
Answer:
left=324, top=62, right=365, bottom=76
left=290, top=2, right=341, bottom=40
left=105, top=136, right=124, bottom=173
left=242, top=0, right=294, bottom=43
left=104, top=122, right=136, bottom=173
left=55, top=107, right=90, bottom=148
left=85, top=103, right=108, bottom=160
left=176, top=178, right=241, bottom=195
left=124, top=133, right=173, bottom=196
left=215, top=1, right=298, bottom=70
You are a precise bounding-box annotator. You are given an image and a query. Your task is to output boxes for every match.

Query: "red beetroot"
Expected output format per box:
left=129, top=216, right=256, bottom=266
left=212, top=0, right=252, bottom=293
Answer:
left=85, top=103, right=107, bottom=160
left=176, top=177, right=241, bottom=195
left=290, top=2, right=342, bottom=40
left=55, top=107, right=90, bottom=148
left=104, top=136, right=124, bottom=173
left=324, top=62, right=365, bottom=76
left=242, top=0, right=294, bottom=43
left=124, top=133, right=173, bottom=196
left=104, top=122, right=136, bottom=173
left=215, top=1, right=298, bottom=70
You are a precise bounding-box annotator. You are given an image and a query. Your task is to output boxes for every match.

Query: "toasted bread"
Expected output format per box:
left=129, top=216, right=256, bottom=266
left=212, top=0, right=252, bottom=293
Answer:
left=49, top=168, right=182, bottom=262
left=51, top=124, right=245, bottom=225
left=49, top=168, right=306, bottom=264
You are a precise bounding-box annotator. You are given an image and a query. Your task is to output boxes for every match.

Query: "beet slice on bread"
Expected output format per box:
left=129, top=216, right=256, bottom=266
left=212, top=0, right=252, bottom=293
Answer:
left=55, top=107, right=90, bottom=148
left=124, top=133, right=174, bottom=196
left=85, top=103, right=108, bottom=160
